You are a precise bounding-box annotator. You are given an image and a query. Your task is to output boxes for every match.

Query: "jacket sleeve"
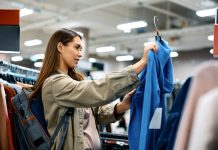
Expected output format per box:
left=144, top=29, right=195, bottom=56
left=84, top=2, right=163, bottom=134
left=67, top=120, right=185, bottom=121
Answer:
left=94, top=103, right=124, bottom=125
left=45, top=65, right=139, bottom=107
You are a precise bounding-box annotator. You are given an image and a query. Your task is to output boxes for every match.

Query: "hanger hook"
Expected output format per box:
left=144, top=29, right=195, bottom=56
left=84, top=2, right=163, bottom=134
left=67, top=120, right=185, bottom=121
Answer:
left=154, top=16, right=159, bottom=30
left=154, top=16, right=160, bottom=36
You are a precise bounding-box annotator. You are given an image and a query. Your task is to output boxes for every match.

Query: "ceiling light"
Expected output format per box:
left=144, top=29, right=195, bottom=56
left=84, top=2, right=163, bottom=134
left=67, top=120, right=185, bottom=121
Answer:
left=96, top=46, right=115, bottom=53
left=196, top=8, right=216, bottom=17
left=20, top=8, right=34, bottom=17
left=170, top=52, right=179, bottom=58
left=11, top=56, right=23, bottom=62
left=34, top=62, right=43, bottom=68
left=24, top=39, right=42, bottom=46
left=208, top=35, right=214, bottom=41
left=89, top=58, right=96, bottom=63
left=30, top=54, right=45, bottom=62
left=116, top=55, right=134, bottom=61
left=117, top=21, right=147, bottom=33
left=76, top=31, right=83, bottom=37
left=210, top=49, right=213, bottom=54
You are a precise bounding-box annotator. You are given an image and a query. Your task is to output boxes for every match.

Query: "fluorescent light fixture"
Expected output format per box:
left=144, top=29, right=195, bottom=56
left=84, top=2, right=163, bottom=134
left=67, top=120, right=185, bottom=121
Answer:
left=30, top=54, right=45, bottom=62
left=208, top=35, right=214, bottom=41
left=123, top=28, right=131, bottom=33
left=96, top=46, right=115, bottom=53
left=20, top=8, right=34, bottom=17
left=117, top=21, right=147, bottom=33
left=170, top=52, right=179, bottom=57
left=34, top=62, right=43, bottom=68
left=11, top=56, right=23, bottom=62
left=116, top=55, right=134, bottom=61
left=89, top=58, right=96, bottom=63
left=196, top=8, right=216, bottom=17
left=24, top=39, right=42, bottom=46
left=210, top=49, right=213, bottom=54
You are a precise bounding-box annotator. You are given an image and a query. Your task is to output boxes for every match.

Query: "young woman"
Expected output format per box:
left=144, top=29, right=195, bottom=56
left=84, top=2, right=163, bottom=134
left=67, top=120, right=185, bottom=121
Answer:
left=32, top=28, right=157, bottom=150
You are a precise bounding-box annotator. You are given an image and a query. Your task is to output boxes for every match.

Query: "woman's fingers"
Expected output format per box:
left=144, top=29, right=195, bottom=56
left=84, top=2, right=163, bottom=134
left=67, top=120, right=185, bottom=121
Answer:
left=152, top=44, right=158, bottom=52
left=128, top=89, right=136, bottom=97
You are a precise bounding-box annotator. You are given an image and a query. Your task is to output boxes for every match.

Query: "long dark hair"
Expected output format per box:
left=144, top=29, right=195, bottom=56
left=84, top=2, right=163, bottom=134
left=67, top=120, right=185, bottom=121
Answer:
left=31, top=28, right=84, bottom=98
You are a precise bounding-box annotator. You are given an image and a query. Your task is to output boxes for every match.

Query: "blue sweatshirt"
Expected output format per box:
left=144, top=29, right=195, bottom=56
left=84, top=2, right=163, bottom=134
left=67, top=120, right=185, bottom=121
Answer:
left=128, top=39, right=174, bottom=150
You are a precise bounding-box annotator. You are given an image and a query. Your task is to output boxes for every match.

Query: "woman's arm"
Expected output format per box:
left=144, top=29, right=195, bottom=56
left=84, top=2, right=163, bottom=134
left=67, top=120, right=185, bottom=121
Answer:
left=94, top=90, right=136, bottom=125
left=132, top=42, right=157, bottom=74
left=114, top=89, right=136, bottom=115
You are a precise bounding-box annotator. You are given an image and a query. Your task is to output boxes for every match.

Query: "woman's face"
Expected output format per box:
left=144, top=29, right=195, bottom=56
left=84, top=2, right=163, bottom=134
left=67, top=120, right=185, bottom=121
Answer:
left=59, top=36, right=83, bottom=69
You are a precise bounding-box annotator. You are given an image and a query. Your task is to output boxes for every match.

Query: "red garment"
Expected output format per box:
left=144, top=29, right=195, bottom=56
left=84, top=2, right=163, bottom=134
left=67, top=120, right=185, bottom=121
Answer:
left=4, top=85, right=17, bottom=150
left=0, top=83, right=14, bottom=150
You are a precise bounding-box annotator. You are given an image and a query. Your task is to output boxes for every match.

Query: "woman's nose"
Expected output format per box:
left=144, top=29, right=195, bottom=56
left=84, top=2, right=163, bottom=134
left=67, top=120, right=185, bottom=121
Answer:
left=78, top=51, right=83, bottom=57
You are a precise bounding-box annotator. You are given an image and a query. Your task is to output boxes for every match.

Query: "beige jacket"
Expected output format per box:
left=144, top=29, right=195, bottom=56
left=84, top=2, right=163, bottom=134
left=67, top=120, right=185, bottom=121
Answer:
left=42, top=66, right=139, bottom=150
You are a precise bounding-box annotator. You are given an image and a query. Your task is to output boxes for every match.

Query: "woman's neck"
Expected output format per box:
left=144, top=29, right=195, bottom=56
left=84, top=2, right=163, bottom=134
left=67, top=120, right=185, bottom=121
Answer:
left=58, top=64, right=68, bottom=75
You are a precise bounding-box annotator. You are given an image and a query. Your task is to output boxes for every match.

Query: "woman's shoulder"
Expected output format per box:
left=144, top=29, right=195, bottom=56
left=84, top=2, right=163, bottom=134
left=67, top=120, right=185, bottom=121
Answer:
left=44, top=73, right=71, bottom=85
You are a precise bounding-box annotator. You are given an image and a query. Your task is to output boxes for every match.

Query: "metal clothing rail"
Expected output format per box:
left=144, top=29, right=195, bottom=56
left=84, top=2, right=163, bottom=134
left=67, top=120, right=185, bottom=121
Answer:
left=100, top=132, right=129, bottom=150
left=100, top=132, right=128, bottom=142
left=0, top=61, right=39, bottom=77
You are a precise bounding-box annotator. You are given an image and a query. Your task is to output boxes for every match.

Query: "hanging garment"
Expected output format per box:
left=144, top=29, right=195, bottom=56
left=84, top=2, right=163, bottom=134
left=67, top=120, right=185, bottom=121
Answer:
left=128, top=39, right=174, bottom=150
left=174, top=60, right=218, bottom=150
left=188, top=87, right=218, bottom=150
left=4, top=85, right=19, bottom=150
left=0, top=83, right=14, bottom=150
left=156, top=77, right=192, bottom=150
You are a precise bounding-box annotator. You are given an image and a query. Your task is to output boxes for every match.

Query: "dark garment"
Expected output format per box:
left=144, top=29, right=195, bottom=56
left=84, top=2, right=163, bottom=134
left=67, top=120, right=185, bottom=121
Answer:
left=156, top=77, right=192, bottom=150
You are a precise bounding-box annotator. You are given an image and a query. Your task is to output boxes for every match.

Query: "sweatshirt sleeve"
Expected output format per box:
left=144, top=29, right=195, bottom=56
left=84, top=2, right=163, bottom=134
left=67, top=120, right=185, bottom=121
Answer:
left=44, top=65, right=139, bottom=107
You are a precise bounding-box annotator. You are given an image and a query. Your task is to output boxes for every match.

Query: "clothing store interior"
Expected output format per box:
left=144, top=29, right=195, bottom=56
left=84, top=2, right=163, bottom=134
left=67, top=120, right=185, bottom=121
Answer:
left=0, top=0, right=218, bottom=149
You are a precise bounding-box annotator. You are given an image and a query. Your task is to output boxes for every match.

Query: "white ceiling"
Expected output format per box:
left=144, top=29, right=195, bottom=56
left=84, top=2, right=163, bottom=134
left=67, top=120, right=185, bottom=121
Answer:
left=1, top=0, right=217, bottom=60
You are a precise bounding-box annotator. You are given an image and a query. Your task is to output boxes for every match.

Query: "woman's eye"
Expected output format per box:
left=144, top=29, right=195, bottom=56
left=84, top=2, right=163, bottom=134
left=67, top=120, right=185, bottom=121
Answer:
left=74, top=45, right=82, bottom=51
left=74, top=46, right=80, bottom=49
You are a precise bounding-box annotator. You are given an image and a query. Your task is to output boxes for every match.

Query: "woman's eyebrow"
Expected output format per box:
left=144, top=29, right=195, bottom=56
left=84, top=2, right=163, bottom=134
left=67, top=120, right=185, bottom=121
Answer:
left=74, top=44, right=83, bottom=49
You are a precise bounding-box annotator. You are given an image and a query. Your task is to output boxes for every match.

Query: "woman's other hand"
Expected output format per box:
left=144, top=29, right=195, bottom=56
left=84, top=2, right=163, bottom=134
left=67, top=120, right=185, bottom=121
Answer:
left=115, top=89, right=136, bottom=115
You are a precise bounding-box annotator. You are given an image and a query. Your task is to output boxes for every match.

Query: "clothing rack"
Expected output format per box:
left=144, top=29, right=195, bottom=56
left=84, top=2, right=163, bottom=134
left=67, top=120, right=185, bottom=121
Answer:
left=0, top=61, right=39, bottom=77
left=100, top=132, right=129, bottom=150
left=100, top=132, right=128, bottom=142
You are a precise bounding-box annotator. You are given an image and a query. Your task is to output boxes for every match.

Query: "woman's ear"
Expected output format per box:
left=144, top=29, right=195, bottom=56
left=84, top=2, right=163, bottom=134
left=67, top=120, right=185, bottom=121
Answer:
left=57, top=42, right=62, bottom=53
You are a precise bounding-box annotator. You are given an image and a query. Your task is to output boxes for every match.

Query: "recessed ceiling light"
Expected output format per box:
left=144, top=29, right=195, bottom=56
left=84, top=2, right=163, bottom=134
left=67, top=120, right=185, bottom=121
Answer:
left=116, top=55, right=134, bottom=61
left=208, top=35, right=214, bottom=41
left=96, top=46, right=115, bottom=53
left=30, top=54, right=45, bottom=62
left=34, top=62, right=43, bottom=68
left=117, top=21, right=147, bottom=33
left=170, top=52, right=179, bottom=57
left=210, top=49, right=213, bottom=54
left=24, top=39, right=42, bottom=47
left=20, top=8, right=34, bottom=17
left=196, top=8, right=216, bottom=17
left=89, top=58, right=96, bottom=63
left=11, top=56, right=23, bottom=62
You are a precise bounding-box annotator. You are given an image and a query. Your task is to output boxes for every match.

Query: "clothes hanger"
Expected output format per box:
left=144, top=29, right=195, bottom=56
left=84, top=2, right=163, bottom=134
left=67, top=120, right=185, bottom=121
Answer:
left=154, top=16, right=162, bottom=42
